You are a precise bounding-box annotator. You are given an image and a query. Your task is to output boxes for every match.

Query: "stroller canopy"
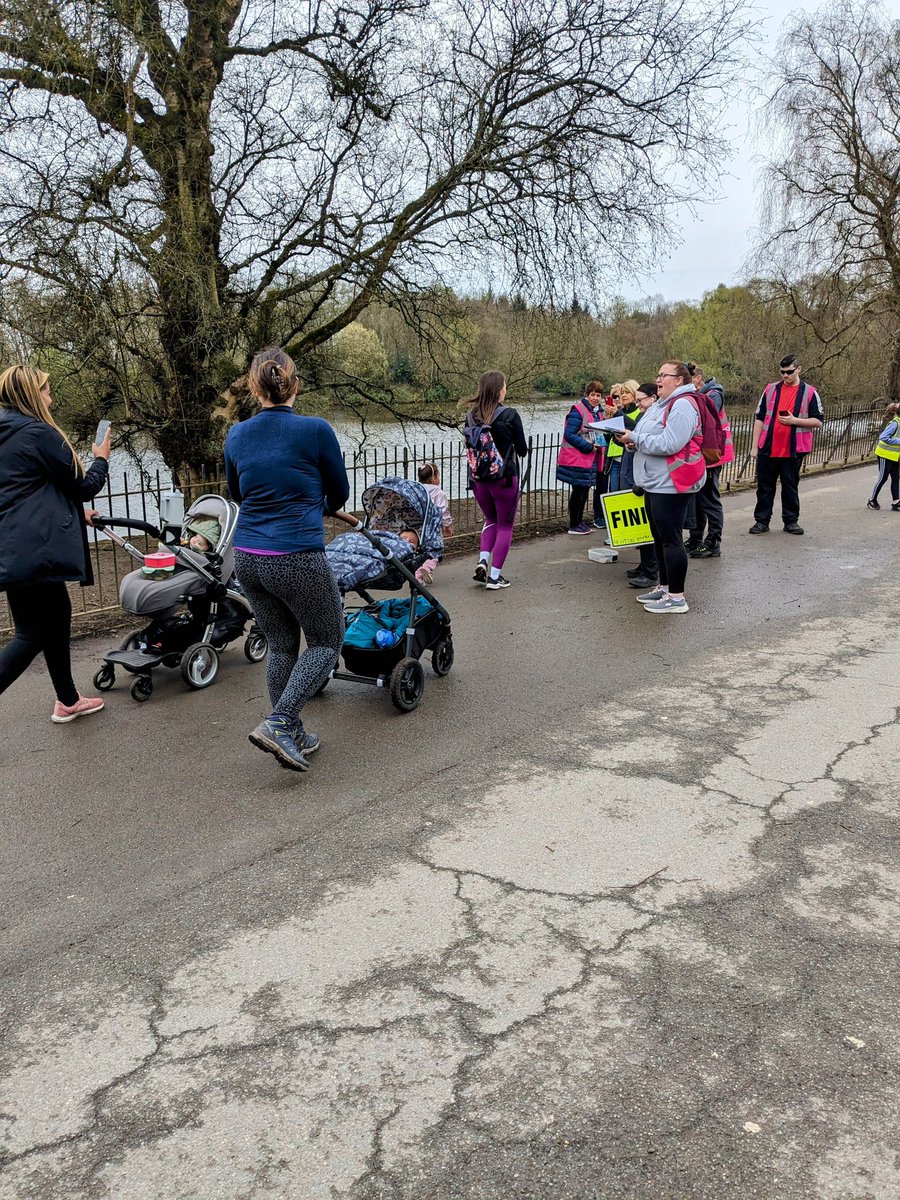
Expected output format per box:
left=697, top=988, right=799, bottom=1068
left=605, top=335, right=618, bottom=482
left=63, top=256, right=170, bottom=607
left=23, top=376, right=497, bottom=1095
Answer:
left=362, top=477, right=444, bottom=557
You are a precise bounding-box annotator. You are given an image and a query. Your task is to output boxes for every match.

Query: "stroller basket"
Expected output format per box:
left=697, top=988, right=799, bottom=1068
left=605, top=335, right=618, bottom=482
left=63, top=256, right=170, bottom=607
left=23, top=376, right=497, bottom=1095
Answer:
left=341, top=598, right=444, bottom=678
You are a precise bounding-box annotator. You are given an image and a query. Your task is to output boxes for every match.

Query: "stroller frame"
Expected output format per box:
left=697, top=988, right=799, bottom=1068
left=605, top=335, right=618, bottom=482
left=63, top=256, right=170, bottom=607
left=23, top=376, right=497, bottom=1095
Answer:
left=91, top=501, right=266, bottom=702
left=325, top=507, right=453, bottom=712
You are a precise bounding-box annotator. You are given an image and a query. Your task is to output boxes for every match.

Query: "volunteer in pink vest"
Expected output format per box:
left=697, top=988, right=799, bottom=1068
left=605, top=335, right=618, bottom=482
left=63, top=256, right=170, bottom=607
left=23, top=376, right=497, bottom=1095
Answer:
left=621, top=361, right=705, bottom=615
left=749, top=355, right=824, bottom=536
left=556, top=382, right=603, bottom=534
left=684, top=362, right=734, bottom=559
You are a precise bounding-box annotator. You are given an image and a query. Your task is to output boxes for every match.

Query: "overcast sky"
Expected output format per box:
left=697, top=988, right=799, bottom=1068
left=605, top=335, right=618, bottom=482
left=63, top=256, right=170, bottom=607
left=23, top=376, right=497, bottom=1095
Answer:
left=642, top=0, right=900, bottom=304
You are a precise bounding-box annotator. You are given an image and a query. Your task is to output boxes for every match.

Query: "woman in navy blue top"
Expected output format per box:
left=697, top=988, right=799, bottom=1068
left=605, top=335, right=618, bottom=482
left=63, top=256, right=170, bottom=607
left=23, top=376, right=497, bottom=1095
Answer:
left=224, top=347, right=349, bottom=772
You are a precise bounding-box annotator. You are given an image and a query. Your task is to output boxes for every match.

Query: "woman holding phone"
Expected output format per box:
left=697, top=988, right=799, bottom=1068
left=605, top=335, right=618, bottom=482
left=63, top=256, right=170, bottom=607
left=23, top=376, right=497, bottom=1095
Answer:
left=0, top=364, right=111, bottom=721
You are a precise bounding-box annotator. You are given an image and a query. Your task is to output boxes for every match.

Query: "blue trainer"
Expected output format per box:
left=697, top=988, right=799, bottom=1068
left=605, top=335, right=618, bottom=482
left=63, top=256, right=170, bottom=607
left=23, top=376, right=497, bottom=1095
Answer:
left=249, top=715, right=310, bottom=771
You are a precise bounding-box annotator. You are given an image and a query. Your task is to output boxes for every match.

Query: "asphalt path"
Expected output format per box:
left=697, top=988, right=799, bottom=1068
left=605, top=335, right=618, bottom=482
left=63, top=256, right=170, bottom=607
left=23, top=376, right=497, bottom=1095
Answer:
left=1, top=465, right=898, bottom=1199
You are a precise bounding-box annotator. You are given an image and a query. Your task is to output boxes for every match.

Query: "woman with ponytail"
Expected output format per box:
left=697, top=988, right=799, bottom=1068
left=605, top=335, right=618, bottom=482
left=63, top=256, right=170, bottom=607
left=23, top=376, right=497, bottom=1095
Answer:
left=224, top=346, right=349, bottom=772
left=0, top=364, right=111, bottom=721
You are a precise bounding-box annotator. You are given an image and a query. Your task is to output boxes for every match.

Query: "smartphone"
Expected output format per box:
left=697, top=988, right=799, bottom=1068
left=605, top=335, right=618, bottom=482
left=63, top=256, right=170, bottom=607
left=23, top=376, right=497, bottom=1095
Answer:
left=94, top=419, right=111, bottom=444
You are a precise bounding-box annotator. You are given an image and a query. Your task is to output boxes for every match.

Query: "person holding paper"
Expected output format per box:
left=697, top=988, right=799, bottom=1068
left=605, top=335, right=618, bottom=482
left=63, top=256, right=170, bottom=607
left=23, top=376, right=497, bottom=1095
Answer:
left=556, top=382, right=603, bottom=534
left=621, top=362, right=705, bottom=615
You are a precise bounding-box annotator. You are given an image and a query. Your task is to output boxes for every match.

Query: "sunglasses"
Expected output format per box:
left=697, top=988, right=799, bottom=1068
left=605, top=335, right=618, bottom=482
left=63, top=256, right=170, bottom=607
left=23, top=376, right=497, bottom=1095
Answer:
left=780, top=367, right=798, bottom=375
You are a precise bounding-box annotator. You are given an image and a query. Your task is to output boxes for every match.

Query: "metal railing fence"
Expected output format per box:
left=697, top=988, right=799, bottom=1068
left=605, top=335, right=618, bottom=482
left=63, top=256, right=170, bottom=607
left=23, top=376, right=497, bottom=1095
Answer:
left=0, top=404, right=882, bottom=637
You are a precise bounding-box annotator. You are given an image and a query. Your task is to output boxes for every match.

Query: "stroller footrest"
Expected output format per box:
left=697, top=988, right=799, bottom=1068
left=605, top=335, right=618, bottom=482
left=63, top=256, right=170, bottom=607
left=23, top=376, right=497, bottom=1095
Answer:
left=105, top=648, right=164, bottom=670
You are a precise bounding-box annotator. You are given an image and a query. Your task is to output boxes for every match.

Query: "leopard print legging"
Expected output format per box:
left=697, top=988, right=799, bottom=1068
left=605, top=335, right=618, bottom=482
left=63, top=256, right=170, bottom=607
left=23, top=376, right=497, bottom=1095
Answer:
left=235, top=549, right=343, bottom=723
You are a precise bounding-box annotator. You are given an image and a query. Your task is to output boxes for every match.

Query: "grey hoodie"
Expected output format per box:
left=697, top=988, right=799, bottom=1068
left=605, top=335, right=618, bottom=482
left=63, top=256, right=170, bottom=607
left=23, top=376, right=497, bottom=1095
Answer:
left=630, top=385, right=705, bottom=494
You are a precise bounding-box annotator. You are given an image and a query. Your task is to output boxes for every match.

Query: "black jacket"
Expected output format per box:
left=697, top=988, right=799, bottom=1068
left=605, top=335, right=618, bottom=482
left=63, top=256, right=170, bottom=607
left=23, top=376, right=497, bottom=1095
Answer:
left=0, top=409, right=109, bottom=590
left=465, top=405, right=530, bottom=479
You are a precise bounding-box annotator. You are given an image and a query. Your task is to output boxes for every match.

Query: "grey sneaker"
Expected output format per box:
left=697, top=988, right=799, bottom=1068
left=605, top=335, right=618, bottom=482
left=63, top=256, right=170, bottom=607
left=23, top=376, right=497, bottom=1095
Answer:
left=249, top=716, right=310, bottom=771
left=636, top=587, right=668, bottom=604
left=644, top=596, right=690, bottom=614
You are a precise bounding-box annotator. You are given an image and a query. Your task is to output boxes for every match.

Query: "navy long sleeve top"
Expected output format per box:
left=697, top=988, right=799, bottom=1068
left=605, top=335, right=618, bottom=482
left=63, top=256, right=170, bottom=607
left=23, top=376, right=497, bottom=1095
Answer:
left=223, top=407, right=350, bottom=553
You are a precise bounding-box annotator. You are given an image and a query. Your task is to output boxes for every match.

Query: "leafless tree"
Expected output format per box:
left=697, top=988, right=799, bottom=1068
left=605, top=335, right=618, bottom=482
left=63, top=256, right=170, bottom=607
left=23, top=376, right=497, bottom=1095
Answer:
left=755, top=1, right=900, bottom=399
left=2, top=0, right=748, bottom=473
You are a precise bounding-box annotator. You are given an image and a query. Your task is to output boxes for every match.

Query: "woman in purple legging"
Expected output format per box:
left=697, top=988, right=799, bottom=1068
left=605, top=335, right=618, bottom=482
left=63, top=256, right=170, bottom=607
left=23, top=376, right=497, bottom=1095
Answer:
left=464, top=371, right=529, bottom=590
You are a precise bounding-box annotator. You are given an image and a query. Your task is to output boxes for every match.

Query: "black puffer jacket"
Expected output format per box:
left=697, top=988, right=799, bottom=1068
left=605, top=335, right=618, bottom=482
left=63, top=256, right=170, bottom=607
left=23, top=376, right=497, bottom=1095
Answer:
left=0, top=409, right=109, bottom=590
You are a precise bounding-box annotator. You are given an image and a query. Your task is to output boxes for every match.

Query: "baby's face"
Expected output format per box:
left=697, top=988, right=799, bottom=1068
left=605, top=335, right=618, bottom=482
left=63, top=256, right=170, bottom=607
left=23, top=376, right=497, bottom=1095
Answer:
left=399, top=530, right=419, bottom=548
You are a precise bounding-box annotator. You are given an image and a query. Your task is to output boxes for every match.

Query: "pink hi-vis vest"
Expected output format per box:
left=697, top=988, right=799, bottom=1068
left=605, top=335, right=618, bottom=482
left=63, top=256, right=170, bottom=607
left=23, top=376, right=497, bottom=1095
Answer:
left=662, top=395, right=706, bottom=493
left=557, top=401, right=602, bottom=471
left=758, top=382, right=818, bottom=454
left=717, top=407, right=735, bottom=465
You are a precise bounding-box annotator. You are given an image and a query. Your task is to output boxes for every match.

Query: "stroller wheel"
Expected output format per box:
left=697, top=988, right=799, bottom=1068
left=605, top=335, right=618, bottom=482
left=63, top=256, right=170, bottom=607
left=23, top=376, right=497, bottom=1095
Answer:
left=119, top=629, right=145, bottom=651
left=243, top=631, right=268, bottom=663
left=389, top=657, right=425, bottom=713
left=130, top=675, right=153, bottom=702
left=93, top=665, right=116, bottom=691
left=180, top=643, right=220, bottom=690
left=431, top=637, right=454, bottom=677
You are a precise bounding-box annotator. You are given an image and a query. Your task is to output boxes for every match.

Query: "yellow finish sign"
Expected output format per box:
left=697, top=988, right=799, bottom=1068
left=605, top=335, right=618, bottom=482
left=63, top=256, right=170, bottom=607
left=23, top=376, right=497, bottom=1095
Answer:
left=600, top=489, right=653, bottom=547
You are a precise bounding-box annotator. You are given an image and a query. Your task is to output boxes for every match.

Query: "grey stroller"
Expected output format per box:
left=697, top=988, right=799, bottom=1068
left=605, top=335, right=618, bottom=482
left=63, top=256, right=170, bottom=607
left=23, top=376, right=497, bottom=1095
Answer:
left=92, top=494, right=267, bottom=702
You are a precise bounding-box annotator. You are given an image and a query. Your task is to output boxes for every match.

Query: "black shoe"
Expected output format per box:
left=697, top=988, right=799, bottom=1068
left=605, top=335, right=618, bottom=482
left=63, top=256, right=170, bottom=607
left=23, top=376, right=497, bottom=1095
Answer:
left=249, top=716, right=310, bottom=771
left=485, top=574, right=511, bottom=590
left=473, top=560, right=488, bottom=584
left=690, top=540, right=721, bottom=558
left=783, top=523, right=804, bottom=535
left=748, top=522, right=769, bottom=534
left=867, top=499, right=880, bottom=510
left=627, top=574, right=658, bottom=589
left=684, top=539, right=704, bottom=553
left=892, top=502, right=900, bottom=512
left=625, top=566, right=644, bottom=578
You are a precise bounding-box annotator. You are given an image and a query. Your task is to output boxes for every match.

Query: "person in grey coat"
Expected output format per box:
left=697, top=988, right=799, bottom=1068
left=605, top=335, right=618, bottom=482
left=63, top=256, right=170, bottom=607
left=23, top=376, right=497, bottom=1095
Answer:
left=622, top=361, right=705, bottom=615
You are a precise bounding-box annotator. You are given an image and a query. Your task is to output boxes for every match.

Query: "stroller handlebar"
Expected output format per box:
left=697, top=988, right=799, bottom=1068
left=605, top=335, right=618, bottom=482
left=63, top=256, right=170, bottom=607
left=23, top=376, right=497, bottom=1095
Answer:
left=92, top=515, right=162, bottom=537
left=332, top=510, right=364, bottom=530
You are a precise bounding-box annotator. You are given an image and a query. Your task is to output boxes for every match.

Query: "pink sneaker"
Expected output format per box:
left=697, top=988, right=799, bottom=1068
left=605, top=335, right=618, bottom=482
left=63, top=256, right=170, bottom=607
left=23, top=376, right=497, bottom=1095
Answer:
left=51, top=695, right=105, bottom=724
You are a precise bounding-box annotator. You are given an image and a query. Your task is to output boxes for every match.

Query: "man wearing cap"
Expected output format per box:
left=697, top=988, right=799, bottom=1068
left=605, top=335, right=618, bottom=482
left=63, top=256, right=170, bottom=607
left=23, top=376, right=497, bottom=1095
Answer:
left=749, top=355, right=824, bottom=535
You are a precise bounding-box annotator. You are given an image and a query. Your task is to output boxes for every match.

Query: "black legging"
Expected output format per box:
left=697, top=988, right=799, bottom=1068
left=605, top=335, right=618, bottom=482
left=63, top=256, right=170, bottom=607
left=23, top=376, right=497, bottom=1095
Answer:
left=0, top=582, right=79, bottom=706
left=871, top=459, right=900, bottom=504
left=234, top=549, right=344, bottom=724
left=646, top=493, right=692, bottom=594
left=568, top=485, right=590, bottom=529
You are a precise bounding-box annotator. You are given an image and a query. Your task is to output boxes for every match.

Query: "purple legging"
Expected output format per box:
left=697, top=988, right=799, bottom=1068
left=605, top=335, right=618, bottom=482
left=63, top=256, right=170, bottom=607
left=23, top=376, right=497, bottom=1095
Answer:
left=471, top=477, right=520, bottom=569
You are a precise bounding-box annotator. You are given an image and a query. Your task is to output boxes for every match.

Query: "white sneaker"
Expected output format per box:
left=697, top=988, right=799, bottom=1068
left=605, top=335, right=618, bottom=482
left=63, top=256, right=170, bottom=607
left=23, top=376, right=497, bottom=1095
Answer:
left=644, top=596, right=689, bottom=614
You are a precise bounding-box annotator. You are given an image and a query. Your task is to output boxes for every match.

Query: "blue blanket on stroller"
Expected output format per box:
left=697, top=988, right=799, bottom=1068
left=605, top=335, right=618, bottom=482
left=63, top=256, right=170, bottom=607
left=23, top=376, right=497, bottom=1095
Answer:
left=325, top=530, right=414, bottom=592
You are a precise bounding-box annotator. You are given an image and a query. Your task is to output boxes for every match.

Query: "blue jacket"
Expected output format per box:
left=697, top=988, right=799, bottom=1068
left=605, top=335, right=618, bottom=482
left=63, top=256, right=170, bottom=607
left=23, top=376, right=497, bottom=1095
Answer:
left=224, top=407, right=350, bottom=552
left=0, top=408, right=108, bottom=590
left=556, top=401, right=602, bottom=487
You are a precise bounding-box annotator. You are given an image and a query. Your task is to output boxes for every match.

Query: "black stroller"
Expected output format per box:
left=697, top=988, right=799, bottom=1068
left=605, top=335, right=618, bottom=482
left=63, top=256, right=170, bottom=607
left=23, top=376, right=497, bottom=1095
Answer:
left=92, top=494, right=267, bottom=702
left=324, top=477, right=453, bottom=712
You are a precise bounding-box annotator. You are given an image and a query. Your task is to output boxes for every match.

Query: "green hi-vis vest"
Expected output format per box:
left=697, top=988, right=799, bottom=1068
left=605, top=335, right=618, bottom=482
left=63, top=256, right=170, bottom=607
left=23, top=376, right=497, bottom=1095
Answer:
left=607, top=405, right=640, bottom=459
left=875, top=420, right=900, bottom=462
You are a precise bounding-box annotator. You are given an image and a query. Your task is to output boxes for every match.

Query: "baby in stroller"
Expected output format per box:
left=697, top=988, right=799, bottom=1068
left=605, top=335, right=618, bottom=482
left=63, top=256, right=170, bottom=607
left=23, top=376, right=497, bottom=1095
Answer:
left=321, top=477, right=453, bottom=712
left=92, top=494, right=267, bottom=701
left=326, top=478, right=443, bottom=594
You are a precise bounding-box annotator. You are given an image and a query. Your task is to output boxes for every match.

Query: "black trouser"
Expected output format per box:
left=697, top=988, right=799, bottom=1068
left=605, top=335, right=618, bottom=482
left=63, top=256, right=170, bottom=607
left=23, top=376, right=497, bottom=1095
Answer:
left=639, top=541, right=659, bottom=578
left=690, top=466, right=723, bottom=542
left=568, top=485, right=590, bottom=529
left=871, top=459, right=900, bottom=504
left=592, top=469, right=608, bottom=522
left=646, top=493, right=691, bottom=594
left=0, top=582, right=79, bottom=706
left=754, top=455, right=802, bottom=526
